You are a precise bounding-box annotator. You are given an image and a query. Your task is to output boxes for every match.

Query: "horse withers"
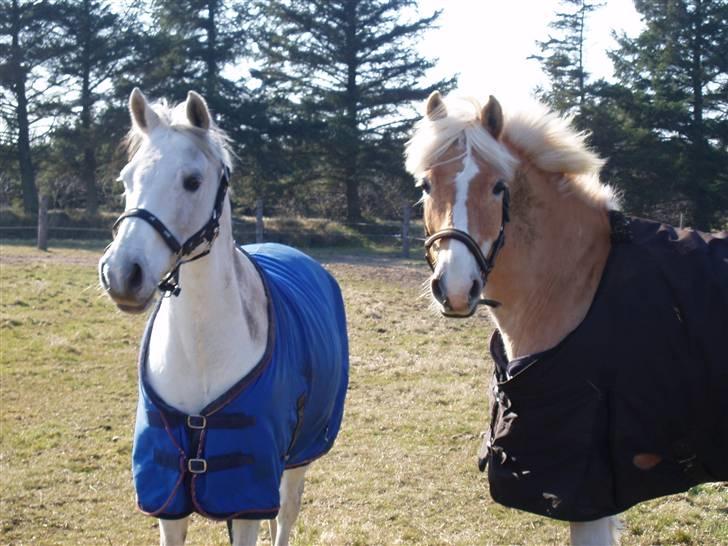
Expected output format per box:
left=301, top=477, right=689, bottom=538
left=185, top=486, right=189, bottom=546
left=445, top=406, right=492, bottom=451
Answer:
left=99, top=88, right=349, bottom=546
left=406, top=91, right=728, bottom=545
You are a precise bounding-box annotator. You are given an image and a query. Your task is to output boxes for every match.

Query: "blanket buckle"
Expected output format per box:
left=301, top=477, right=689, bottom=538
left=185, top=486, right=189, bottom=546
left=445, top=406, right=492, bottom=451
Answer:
left=188, top=458, right=207, bottom=474
left=187, top=415, right=206, bottom=430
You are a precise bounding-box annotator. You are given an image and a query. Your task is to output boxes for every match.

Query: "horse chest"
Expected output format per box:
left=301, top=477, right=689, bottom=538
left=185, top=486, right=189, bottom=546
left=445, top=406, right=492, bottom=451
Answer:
left=146, top=302, right=265, bottom=414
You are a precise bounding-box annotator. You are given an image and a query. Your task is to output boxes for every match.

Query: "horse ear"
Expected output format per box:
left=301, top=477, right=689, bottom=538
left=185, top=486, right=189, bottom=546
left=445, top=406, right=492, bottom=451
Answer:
left=481, top=95, right=504, bottom=140
left=426, top=91, right=447, bottom=120
left=128, top=88, right=160, bottom=133
left=186, top=91, right=211, bottom=130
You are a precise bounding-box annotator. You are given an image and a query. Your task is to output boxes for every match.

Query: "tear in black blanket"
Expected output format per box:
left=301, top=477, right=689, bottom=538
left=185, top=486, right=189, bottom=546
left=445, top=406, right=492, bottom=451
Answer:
left=479, top=213, right=728, bottom=522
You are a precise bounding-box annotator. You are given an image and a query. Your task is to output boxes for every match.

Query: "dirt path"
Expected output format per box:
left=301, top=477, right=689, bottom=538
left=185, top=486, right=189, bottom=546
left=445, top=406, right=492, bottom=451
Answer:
left=0, top=244, right=429, bottom=286
left=0, top=247, right=101, bottom=266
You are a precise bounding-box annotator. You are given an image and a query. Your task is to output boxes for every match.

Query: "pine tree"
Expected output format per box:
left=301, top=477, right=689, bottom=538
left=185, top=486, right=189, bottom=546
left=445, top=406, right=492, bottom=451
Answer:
left=611, top=0, right=728, bottom=228
left=52, top=0, right=137, bottom=214
left=0, top=0, right=67, bottom=214
left=148, top=0, right=251, bottom=113
left=254, top=0, right=454, bottom=221
left=530, top=0, right=603, bottom=118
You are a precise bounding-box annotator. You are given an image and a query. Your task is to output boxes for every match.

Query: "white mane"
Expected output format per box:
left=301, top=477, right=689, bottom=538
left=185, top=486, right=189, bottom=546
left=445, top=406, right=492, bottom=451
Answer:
left=405, top=95, right=619, bottom=210
left=405, top=96, right=518, bottom=181
left=124, top=99, right=233, bottom=170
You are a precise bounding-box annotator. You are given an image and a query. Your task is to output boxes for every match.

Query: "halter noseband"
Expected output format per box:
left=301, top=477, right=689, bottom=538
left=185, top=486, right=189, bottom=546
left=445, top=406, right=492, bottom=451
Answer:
left=424, top=183, right=510, bottom=309
left=111, top=166, right=231, bottom=296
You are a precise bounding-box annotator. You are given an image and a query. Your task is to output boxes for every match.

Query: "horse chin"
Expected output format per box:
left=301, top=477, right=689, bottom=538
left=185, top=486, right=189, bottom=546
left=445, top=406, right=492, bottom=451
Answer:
left=113, top=292, right=156, bottom=315
left=438, top=302, right=478, bottom=319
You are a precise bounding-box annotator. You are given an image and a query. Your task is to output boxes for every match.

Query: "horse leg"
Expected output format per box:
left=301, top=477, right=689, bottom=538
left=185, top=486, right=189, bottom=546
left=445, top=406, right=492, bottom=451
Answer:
left=159, top=517, right=189, bottom=546
left=274, top=464, right=309, bottom=546
left=230, top=520, right=260, bottom=546
left=569, top=515, right=622, bottom=546
left=268, top=519, right=278, bottom=545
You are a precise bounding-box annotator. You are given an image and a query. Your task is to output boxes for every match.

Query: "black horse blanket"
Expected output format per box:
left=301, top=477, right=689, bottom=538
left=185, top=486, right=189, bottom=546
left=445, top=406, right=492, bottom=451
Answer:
left=479, top=213, right=728, bottom=521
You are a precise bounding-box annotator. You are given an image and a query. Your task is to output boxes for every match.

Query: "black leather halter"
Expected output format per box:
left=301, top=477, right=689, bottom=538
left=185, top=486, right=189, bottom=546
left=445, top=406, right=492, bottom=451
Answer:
left=424, top=184, right=510, bottom=309
left=111, top=166, right=231, bottom=296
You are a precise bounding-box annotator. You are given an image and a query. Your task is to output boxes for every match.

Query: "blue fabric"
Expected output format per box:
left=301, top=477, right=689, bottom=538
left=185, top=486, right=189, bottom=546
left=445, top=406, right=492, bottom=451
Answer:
left=132, top=243, right=349, bottom=520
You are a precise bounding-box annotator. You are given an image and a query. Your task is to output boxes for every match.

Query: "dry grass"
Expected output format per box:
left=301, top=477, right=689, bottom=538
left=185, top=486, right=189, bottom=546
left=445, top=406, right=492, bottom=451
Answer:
left=1, top=243, right=726, bottom=545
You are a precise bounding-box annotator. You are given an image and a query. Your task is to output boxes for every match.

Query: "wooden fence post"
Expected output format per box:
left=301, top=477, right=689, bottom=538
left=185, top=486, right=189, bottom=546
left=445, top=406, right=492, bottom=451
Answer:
left=255, top=199, right=264, bottom=243
left=402, top=201, right=411, bottom=258
left=37, top=195, right=49, bottom=251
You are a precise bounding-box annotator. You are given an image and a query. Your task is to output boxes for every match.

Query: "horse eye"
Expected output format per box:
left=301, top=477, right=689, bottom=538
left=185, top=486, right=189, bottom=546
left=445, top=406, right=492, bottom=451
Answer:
left=493, top=180, right=506, bottom=195
left=417, top=177, right=432, bottom=194
left=183, top=176, right=201, bottom=192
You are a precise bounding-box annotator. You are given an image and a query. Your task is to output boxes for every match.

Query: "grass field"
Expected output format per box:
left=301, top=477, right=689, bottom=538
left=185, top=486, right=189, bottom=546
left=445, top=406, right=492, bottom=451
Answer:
left=1, top=241, right=726, bottom=545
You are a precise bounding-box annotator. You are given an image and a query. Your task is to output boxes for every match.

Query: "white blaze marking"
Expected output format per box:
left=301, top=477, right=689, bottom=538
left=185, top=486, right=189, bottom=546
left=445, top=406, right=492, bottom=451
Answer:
left=453, top=151, right=478, bottom=232
left=436, top=147, right=481, bottom=295
left=454, top=149, right=495, bottom=259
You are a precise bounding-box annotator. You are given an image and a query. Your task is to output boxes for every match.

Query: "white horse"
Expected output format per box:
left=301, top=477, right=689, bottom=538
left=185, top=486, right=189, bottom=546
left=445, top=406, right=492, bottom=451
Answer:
left=99, top=88, right=348, bottom=546
left=406, top=91, right=727, bottom=545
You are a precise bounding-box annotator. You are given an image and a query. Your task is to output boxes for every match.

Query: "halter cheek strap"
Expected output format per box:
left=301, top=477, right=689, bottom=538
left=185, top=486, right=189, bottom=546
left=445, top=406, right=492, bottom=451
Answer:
left=113, top=208, right=182, bottom=254
left=111, top=166, right=230, bottom=296
left=424, top=183, right=510, bottom=309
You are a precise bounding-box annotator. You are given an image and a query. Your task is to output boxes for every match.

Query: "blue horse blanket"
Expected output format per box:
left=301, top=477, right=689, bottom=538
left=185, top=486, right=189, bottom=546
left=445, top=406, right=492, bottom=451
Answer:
left=132, top=243, right=349, bottom=520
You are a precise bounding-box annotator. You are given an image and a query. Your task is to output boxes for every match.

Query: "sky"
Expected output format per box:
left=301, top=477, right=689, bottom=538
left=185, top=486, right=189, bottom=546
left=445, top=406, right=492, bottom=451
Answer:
left=416, top=0, right=645, bottom=107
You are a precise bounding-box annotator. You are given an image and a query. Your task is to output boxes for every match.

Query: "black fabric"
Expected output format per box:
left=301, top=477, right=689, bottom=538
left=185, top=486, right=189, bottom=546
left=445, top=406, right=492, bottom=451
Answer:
left=481, top=214, right=728, bottom=521
left=153, top=451, right=254, bottom=473
left=146, top=411, right=256, bottom=429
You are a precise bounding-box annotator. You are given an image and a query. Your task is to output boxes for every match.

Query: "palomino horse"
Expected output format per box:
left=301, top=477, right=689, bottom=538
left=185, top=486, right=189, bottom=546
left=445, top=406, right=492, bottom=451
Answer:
left=406, top=91, right=727, bottom=545
left=99, top=89, right=348, bottom=546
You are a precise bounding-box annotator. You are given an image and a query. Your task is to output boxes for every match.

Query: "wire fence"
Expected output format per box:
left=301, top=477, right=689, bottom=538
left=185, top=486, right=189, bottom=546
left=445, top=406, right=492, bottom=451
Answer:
left=0, top=212, right=427, bottom=256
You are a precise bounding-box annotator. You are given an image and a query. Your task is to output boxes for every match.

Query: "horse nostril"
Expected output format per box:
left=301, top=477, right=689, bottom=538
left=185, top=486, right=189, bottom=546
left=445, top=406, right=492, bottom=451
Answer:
left=127, top=262, right=144, bottom=293
left=469, top=279, right=482, bottom=303
left=431, top=277, right=445, bottom=304
left=431, top=279, right=453, bottom=311
left=99, top=261, right=110, bottom=291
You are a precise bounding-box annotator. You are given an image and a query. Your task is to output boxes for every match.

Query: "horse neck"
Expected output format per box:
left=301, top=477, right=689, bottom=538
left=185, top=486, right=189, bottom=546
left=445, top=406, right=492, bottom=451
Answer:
left=147, top=202, right=269, bottom=414
left=485, top=162, right=611, bottom=360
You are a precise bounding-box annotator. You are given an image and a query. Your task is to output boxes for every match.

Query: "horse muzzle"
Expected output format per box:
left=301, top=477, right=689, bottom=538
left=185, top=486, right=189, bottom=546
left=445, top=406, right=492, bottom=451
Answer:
left=99, top=253, right=157, bottom=314
left=430, top=275, right=483, bottom=318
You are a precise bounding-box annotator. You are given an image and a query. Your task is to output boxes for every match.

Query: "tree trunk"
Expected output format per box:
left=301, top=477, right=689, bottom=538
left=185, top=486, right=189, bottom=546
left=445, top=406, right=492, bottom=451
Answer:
left=343, top=0, right=361, bottom=222
left=687, top=0, right=710, bottom=229
left=11, top=0, right=38, bottom=214
left=690, top=0, right=705, bottom=147
left=344, top=165, right=361, bottom=222
left=80, top=0, right=98, bottom=215
left=16, top=77, right=38, bottom=214
left=205, top=0, right=218, bottom=102
left=577, top=1, right=586, bottom=110
left=81, top=79, right=99, bottom=215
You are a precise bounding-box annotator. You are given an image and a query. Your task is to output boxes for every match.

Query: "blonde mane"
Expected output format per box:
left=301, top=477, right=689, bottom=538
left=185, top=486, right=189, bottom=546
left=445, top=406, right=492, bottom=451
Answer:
left=405, top=95, right=619, bottom=210
left=123, top=99, right=233, bottom=170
